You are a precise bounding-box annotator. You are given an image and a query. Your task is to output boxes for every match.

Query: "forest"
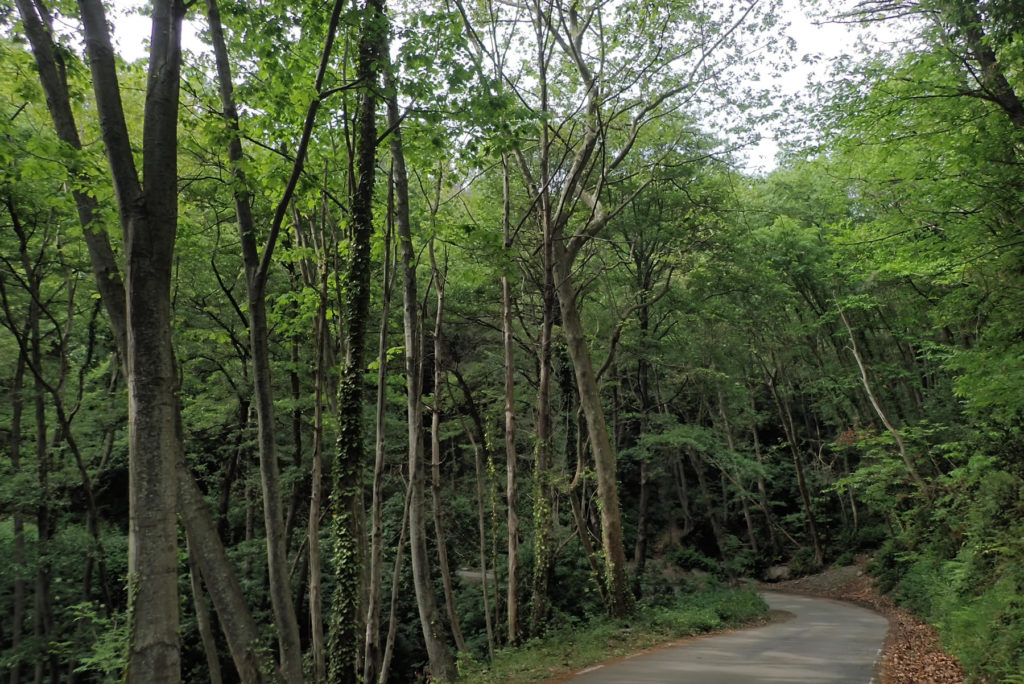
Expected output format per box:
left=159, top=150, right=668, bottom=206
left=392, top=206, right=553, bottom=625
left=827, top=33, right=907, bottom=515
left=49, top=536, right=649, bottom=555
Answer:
left=1, top=0, right=1022, bottom=681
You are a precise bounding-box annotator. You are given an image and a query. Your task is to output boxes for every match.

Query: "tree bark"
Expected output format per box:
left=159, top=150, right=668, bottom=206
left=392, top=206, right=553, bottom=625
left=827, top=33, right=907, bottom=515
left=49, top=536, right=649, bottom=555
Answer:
left=202, top=0, right=305, bottom=674
left=389, top=79, right=457, bottom=682
left=74, top=0, right=187, bottom=677
left=12, top=0, right=127, bottom=352
left=748, top=394, right=779, bottom=556
left=837, top=305, right=927, bottom=494
left=551, top=244, right=634, bottom=617
left=429, top=243, right=468, bottom=653
left=529, top=215, right=558, bottom=636
left=463, top=414, right=496, bottom=660
left=364, top=209, right=395, bottom=684
left=187, top=542, right=224, bottom=684
left=766, top=374, right=823, bottom=567
left=8, top=347, right=27, bottom=684
left=529, top=0, right=633, bottom=618
left=379, top=481, right=412, bottom=684
left=18, top=0, right=275, bottom=678
left=500, top=154, right=521, bottom=646
left=308, top=262, right=330, bottom=683
left=568, top=430, right=609, bottom=606
left=178, top=450, right=270, bottom=682
left=329, top=0, right=384, bottom=679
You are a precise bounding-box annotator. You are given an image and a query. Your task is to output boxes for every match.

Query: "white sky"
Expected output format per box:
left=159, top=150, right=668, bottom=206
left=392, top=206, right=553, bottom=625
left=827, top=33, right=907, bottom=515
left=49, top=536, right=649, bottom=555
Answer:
left=108, top=0, right=875, bottom=174
left=743, top=2, right=878, bottom=172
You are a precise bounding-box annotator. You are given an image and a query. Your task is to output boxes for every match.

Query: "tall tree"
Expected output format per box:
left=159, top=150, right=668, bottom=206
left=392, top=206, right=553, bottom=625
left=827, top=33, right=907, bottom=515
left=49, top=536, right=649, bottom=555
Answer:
left=387, top=67, right=458, bottom=682
left=329, top=0, right=387, bottom=680
left=76, top=0, right=184, bottom=677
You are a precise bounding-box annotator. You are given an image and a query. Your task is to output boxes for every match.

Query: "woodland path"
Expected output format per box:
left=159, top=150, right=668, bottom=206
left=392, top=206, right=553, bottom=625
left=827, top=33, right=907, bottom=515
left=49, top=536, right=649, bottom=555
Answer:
left=565, top=592, right=888, bottom=683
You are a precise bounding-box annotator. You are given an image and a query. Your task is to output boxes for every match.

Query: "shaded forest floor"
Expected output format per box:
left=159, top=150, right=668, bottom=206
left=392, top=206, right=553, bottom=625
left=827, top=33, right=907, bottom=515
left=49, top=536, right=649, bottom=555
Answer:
left=764, top=561, right=966, bottom=683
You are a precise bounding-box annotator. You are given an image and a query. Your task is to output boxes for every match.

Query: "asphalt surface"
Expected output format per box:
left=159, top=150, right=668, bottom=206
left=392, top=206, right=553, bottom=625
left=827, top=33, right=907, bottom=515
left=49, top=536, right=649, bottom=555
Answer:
left=565, top=592, right=888, bottom=683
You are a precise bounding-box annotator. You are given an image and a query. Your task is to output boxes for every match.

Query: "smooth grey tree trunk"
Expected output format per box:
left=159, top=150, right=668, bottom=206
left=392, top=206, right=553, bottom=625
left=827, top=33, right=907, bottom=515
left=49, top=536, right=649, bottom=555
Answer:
left=429, top=243, right=468, bottom=653
left=364, top=216, right=395, bottom=684
left=75, top=0, right=185, bottom=677
left=388, top=79, right=457, bottom=682
left=500, top=154, right=521, bottom=647
left=16, top=1, right=273, bottom=679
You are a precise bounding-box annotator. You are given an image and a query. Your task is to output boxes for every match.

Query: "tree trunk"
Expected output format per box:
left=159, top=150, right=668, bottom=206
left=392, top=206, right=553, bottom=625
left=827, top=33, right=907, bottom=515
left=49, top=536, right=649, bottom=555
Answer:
left=329, top=0, right=383, bottom=680
left=16, top=0, right=278, bottom=675
left=500, top=154, right=521, bottom=646
left=308, top=263, right=330, bottom=683
left=837, top=305, right=927, bottom=494
left=388, top=77, right=457, bottom=682
left=568, top=410, right=609, bottom=605
left=634, top=460, right=651, bottom=576
left=285, top=339, right=305, bottom=552
left=748, top=395, right=779, bottom=556
left=202, top=0, right=303, bottom=674
left=767, top=375, right=823, bottom=567
left=449, top=368, right=498, bottom=659
left=687, top=448, right=729, bottom=563
left=717, top=391, right=758, bottom=557
left=364, top=211, right=395, bottom=684
left=27, top=273, right=55, bottom=684
left=633, top=296, right=653, bottom=582
left=12, top=0, right=127, bottom=353
left=9, top=348, right=27, bottom=684
left=187, top=542, right=224, bottom=684
left=467, top=417, right=496, bottom=660
left=551, top=243, right=634, bottom=617
left=178, top=451, right=270, bottom=682
left=529, top=222, right=557, bottom=636
left=75, top=0, right=187, bottom=677
left=379, top=481, right=412, bottom=684
left=429, top=243, right=468, bottom=653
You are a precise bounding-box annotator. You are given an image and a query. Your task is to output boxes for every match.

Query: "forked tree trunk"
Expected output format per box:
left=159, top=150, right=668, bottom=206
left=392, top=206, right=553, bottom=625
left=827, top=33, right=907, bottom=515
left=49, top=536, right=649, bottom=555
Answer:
left=388, top=78, right=457, bottom=682
left=551, top=243, right=634, bottom=617
left=76, top=0, right=185, bottom=676
left=17, top=1, right=274, bottom=679
left=429, top=243, right=468, bottom=653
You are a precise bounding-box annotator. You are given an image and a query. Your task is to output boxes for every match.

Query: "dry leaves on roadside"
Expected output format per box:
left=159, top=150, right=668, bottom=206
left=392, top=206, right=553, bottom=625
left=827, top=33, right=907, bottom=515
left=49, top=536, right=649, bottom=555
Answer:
left=763, top=563, right=966, bottom=684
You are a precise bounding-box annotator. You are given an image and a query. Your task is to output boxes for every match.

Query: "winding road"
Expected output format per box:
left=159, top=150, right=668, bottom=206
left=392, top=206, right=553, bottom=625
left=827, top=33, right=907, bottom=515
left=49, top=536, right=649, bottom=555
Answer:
left=566, top=592, right=888, bottom=683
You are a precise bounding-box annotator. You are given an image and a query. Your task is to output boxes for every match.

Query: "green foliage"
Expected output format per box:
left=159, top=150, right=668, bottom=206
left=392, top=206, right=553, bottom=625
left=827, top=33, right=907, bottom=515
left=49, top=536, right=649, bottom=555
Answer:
left=666, top=547, right=718, bottom=574
left=66, top=603, right=130, bottom=682
left=787, top=546, right=820, bottom=578
left=456, top=588, right=767, bottom=683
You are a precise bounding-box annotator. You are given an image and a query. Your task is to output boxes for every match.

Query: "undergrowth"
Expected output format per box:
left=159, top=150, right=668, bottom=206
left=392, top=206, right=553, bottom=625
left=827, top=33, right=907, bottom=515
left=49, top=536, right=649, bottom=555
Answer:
left=868, top=458, right=1024, bottom=682
left=456, top=587, right=768, bottom=683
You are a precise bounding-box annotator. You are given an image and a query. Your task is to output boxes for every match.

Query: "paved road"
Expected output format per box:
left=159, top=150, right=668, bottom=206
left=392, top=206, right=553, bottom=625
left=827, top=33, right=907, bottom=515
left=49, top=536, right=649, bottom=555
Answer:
left=566, top=592, right=888, bottom=683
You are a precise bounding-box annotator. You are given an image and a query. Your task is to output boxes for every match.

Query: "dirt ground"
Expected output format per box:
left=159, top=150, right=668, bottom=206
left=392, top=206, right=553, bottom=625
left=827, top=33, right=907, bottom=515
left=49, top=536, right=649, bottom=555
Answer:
left=763, top=562, right=967, bottom=683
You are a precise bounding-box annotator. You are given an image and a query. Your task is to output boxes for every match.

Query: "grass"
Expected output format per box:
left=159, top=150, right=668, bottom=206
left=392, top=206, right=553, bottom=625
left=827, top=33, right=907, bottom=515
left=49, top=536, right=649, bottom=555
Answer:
left=457, top=587, right=769, bottom=683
